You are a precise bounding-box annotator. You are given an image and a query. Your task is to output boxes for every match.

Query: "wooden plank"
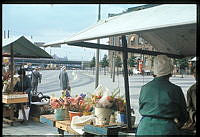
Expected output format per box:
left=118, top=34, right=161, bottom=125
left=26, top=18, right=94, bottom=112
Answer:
left=83, top=125, right=108, bottom=135
left=3, top=97, right=28, bottom=104
left=55, top=120, right=80, bottom=135
left=40, top=114, right=57, bottom=127
left=3, top=118, right=13, bottom=123
left=30, top=116, right=40, bottom=122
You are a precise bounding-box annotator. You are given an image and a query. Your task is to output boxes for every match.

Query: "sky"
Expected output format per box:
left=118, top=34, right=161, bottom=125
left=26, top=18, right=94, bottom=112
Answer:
left=2, top=4, right=144, bottom=61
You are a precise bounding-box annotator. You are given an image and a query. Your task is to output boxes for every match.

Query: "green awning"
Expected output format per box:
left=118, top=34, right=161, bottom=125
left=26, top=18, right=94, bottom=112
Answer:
left=2, top=36, right=52, bottom=58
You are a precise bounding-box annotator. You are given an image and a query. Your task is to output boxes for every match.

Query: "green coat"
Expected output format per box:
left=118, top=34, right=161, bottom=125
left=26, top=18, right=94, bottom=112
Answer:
left=136, top=75, right=188, bottom=135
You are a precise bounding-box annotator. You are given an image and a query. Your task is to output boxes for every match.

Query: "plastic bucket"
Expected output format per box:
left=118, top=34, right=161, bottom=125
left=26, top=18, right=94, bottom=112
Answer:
left=95, top=107, right=112, bottom=125
left=69, top=111, right=82, bottom=121
left=64, top=108, right=70, bottom=119
left=54, top=109, right=65, bottom=121
left=120, top=113, right=127, bottom=124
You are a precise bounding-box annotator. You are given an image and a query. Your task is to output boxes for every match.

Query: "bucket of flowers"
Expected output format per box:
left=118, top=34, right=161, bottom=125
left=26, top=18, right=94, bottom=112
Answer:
left=64, top=92, right=92, bottom=121
left=50, top=96, right=70, bottom=121
left=91, top=86, right=121, bottom=125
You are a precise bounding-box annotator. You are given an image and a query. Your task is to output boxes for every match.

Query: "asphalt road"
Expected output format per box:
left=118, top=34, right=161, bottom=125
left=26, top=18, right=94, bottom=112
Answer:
left=37, top=70, right=94, bottom=94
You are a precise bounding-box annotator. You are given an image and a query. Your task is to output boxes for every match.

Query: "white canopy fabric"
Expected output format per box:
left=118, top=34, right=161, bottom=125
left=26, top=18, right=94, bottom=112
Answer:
left=44, top=4, right=196, bottom=57
left=189, top=57, right=196, bottom=62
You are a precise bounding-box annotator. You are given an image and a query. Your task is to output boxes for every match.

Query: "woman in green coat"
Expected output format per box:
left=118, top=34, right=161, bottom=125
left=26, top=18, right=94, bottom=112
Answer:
left=136, top=55, right=188, bottom=135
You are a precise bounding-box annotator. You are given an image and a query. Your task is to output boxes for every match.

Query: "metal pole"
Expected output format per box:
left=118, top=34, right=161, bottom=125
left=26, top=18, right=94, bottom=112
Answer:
left=122, top=35, right=132, bottom=130
left=112, top=37, right=116, bottom=82
left=10, top=43, right=14, bottom=93
left=4, top=30, right=6, bottom=39
left=110, top=52, right=113, bottom=78
left=112, top=51, right=115, bottom=82
left=110, top=37, right=114, bottom=78
left=8, top=30, right=10, bottom=39
left=95, top=4, right=101, bottom=88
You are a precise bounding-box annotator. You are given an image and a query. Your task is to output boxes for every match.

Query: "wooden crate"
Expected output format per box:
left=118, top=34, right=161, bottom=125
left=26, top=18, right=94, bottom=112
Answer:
left=83, top=124, right=121, bottom=136
left=3, top=97, right=28, bottom=104
left=40, top=114, right=57, bottom=127
left=55, top=120, right=80, bottom=135
left=2, top=93, right=28, bottom=104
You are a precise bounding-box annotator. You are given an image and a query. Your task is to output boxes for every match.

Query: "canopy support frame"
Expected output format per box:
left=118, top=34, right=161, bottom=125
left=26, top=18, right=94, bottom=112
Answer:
left=67, top=41, right=185, bottom=59
left=122, top=35, right=132, bottom=130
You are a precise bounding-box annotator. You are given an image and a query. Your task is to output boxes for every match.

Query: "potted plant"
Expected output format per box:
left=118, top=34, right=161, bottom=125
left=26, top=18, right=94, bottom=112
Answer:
left=50, top=97, right=69, bottom=121
left=115, top=97, right=127, bottom=124
left=66, top=93, right=92, bottom=121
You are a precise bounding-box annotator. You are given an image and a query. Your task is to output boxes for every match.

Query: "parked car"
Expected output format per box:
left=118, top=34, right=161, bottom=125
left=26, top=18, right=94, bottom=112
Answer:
left=133, top=68, right=141, bottom=75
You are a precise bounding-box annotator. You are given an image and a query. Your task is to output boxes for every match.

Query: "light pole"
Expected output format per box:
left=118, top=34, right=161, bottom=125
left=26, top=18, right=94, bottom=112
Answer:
left=95, top=4, right=101, bottom=88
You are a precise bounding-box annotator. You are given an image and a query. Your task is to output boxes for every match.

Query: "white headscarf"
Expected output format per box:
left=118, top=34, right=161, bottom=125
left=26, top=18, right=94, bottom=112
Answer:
left=153, top=55, right=173, bottom=77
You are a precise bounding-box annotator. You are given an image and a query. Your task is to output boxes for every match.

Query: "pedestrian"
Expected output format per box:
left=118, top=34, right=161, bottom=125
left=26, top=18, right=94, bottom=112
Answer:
left=31, top=67, right=42, bottom=95
left=180, top=64, right=185, bottom=78
left=136, top=55, right=188, bottom=135
left=182, top=66, right=196, bottom=134
left=14, top=69, right=32, bottom=105
left=59, top=66, right=70, bottom=94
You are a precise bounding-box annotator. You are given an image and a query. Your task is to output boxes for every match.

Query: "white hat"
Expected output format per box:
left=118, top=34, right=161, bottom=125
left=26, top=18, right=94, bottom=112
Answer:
left=61, top=66, right=66, bottom=70
left=153, top=55, right=173, bottom=77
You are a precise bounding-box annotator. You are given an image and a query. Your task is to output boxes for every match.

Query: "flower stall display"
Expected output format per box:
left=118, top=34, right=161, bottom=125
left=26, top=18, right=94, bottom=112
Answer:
left=50, top=96, right=69, bottom=120
left=90, top=85, right=127, bottom=125
left=50, top=90, right=92, bottom=121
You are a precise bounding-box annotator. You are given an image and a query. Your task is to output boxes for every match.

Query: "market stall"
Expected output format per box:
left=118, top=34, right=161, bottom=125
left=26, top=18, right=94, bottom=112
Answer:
left=2, top=36, right=52, bottom=125
left=42, top=4, right=196, bottom=135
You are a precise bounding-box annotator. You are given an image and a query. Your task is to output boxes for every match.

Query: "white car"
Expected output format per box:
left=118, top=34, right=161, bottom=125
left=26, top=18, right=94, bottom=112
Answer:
left=133, top=68, right=141, bottom=74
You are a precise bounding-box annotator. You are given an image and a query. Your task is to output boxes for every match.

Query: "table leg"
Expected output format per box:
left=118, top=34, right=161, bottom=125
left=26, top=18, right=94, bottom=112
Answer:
left=21, top=104, right=27, bottom=122
left=9, top=105, right=15, bottom=120
left=57, top=128, right=64, bottom=137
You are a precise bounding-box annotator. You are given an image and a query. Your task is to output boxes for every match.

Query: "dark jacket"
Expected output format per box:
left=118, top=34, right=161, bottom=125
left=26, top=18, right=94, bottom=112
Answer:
left=31, top=70, right=42, bottom=83
left=185, top=83, right=196, bottom=130
left=14, top=75, right=32, bottom=93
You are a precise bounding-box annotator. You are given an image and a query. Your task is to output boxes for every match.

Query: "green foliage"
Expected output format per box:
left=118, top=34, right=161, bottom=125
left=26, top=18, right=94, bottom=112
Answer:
left=115, top=56, right=122, bottom=67
left=175, top=58, right=189, bottom=69
left=90, top=56, right=96, bottom=68
left=128, top=56, right=137, bottom=67
left=100, top=54, right=109, bottom=68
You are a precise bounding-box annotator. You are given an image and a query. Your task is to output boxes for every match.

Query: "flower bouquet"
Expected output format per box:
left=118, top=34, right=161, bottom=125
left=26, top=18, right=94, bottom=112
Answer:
left=90, top=85, right=123, bottom=125
left=62, top=90, right=92, bottom=120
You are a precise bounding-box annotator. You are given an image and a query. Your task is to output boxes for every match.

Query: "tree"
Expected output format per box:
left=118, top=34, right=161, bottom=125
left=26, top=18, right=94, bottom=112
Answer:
left=174, top=57, right=189, bottom=78
left=100, top=54, right=109, bottom=75
left=90, top=56, right=96, bottom=68
left=128, top=56, right=137, bottom=68
left=115, top=56, right=122, bottom=75
left=90, top=56, right=96, bottom=74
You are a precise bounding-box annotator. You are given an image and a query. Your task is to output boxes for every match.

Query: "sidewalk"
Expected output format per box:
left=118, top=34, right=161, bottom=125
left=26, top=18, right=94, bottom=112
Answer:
left=3, top=120, right=60, bottom=136
left=3, top=119, right=75, bottom=136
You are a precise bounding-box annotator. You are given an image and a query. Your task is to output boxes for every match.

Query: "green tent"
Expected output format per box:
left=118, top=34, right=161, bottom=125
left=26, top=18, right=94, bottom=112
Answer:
left=2, top=36, right=52, bottom=58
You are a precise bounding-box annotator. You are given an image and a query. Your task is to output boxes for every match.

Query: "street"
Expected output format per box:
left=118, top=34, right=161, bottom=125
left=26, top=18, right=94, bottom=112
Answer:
left=37, top=70, right=196, bottom=124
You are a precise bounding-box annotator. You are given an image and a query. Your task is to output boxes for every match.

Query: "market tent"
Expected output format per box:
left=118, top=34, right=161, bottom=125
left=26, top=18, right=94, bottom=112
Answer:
left=44, top=4, right=196, bottom=57
left=2, top=36, right=52, bottom=58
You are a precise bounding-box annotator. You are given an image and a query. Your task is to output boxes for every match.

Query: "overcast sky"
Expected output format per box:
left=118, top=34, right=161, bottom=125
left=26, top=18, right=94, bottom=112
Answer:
left=2, top=4, right=144, bottom=61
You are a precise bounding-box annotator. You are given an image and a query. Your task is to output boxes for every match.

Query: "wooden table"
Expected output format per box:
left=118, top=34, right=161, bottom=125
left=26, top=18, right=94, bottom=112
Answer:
left=40, top=114, right=80, bottom=136
left=3, top=93, right=29, bottom=125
